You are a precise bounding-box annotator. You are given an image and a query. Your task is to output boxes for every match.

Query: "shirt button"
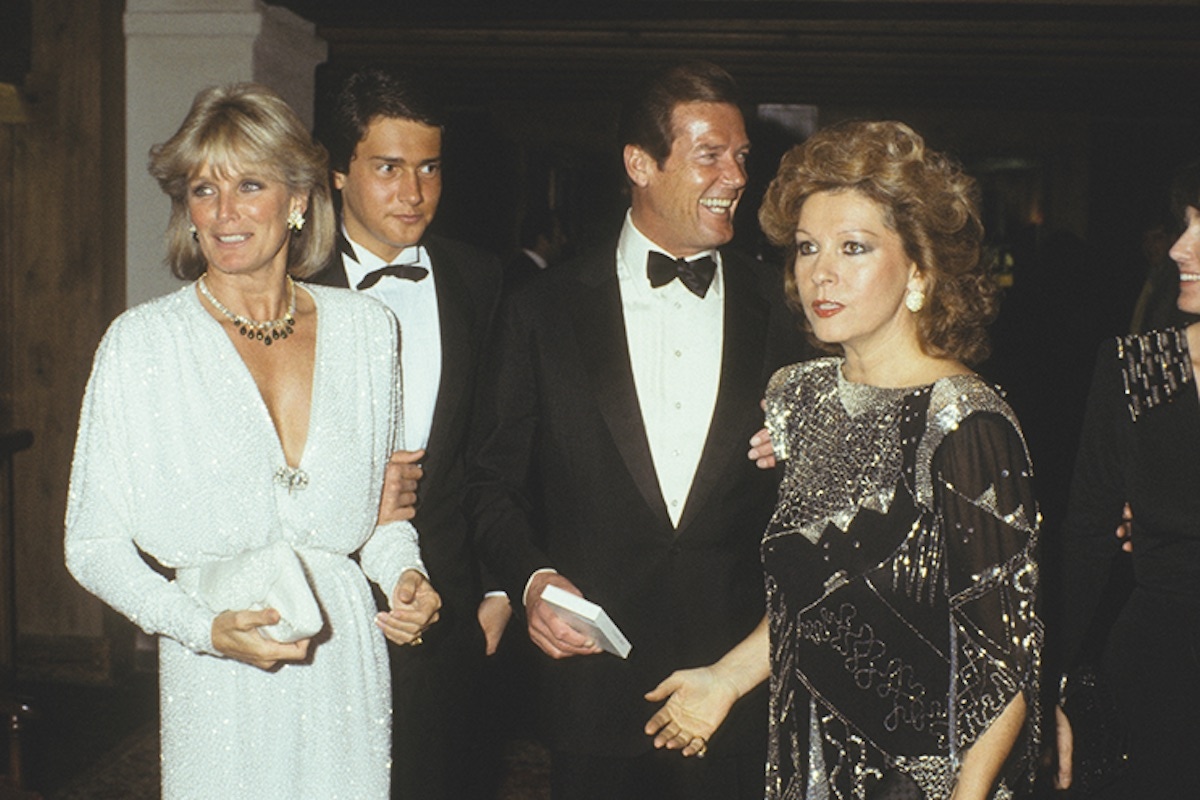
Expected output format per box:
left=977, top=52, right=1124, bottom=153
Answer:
left=674, top=401, right=682, bottom=410
left=674, top=350, right=682, bottom=358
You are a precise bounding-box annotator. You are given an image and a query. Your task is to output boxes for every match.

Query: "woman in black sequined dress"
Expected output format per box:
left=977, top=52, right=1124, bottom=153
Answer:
left=644, top=121, right=1043, bottom=800
left=1055, top=160, right=1200, bottom=797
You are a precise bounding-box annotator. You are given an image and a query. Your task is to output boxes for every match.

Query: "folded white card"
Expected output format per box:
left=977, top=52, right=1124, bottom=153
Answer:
left=541, top=584, right=632, bottom=658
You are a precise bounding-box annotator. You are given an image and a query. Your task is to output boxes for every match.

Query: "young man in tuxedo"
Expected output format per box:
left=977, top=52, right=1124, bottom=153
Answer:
left=309, top=68, right=506, bottom=800
left=468, top=61, right=807, bottom=800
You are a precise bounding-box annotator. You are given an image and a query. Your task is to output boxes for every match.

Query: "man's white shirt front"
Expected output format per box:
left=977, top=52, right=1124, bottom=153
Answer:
left=616, top=213, right=724, bottom=527
left=340, top=234, right=442, bottom=450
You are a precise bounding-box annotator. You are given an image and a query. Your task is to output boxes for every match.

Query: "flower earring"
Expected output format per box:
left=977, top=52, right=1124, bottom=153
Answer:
left=188, top=223, right=198, bottom=242
left=287, top=208, right=305, bottom=234
left=904, top=288, right=926, bottom=313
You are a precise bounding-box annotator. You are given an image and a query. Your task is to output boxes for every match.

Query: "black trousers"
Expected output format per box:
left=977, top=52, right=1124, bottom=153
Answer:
left=389, top=610, right=490, bottom=800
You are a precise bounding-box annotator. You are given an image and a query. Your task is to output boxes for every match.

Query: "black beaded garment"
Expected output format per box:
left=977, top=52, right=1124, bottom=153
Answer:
left=762, top=358, right=1042, bottom=800
left=1057, top=328, right=1200, bottom=796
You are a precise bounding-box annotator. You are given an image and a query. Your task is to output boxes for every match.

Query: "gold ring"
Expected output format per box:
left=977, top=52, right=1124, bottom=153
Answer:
left=411, top=635, right=424, bottom=646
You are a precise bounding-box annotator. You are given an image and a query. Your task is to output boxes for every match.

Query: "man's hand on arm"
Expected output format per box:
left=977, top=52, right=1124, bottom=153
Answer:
left=748, top=427, right=776, bottom=470
left=1116, top=502, right=1133, bottom=553
left=377, top=449, right=425, bottom=524
left=524, top=571, right=602, bottom=659
left=748, top=400, right=778, bottom=470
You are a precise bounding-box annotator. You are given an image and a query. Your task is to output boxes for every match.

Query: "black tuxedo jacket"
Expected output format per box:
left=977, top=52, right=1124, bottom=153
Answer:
left=467, top=241, right=808, bottom=757
left=308, top=233, right=503, bottom=637
left=503, top=250, right=544, bottom=291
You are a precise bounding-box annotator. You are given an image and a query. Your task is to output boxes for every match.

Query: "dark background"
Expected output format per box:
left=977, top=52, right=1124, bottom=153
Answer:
left=261, top=0, right=1200, bottom=538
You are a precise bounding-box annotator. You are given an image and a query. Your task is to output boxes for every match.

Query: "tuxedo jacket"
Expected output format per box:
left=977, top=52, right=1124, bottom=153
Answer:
left=467, top=241, right=808, bottom=757
left=503, top=250, right=544, bottom=292
left=308, top=233, right=503, bottom=639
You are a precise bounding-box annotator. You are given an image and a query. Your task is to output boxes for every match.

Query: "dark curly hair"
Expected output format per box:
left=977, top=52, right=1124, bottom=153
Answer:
left=758, top=120, right=997, bottom=364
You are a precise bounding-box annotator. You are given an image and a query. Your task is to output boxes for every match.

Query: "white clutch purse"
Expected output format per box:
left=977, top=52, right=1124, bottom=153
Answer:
left=196, top=540, right=324, bottom=643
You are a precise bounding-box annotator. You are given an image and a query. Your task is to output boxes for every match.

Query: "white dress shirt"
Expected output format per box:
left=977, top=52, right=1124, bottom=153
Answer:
left=339, top=233, right=442, bottom=450
left=617, top=213, right=724, bottom=527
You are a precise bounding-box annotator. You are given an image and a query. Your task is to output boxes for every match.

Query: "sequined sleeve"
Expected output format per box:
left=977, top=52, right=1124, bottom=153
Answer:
left=65, top=314, right=220, bottom=656
left=764, top=359, right=830, bottom=463
left=357, top=310, right=426, bottom=599
left=932, top=410, right=1042, bottom=785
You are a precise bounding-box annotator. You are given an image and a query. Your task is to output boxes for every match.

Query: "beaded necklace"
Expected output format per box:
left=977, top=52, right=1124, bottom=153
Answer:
left=197, top=272, right=296, bottom=347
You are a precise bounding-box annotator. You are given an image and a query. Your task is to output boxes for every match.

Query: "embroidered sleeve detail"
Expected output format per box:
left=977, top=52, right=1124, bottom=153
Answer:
left=1116, top=328, right=1192, bottom=421
left=913, top=376, right=1027, bottom=510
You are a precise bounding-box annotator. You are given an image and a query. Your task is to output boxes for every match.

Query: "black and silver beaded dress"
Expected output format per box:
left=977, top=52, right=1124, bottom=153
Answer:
left=762, top=358, right=1042, bottom=800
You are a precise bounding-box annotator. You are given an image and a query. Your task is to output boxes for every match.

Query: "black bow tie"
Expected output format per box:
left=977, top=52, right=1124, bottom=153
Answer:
left=356, top=263, right=429, bottom=290
left=646, top=251, right=717, bottom=298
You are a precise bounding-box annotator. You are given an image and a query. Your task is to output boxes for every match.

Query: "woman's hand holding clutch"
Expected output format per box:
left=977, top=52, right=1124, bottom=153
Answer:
left=212, top=608, right=312, bottom=670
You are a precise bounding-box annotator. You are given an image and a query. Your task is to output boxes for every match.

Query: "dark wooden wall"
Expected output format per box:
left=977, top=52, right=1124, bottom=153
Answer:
left=1, top=0, right=126, bottom=679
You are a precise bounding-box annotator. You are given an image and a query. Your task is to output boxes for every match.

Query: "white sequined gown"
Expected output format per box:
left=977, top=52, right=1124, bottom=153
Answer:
left=65, top=283, right=423, bottom=800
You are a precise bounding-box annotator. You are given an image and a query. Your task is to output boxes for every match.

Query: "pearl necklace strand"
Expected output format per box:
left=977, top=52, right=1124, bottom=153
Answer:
left=197, top=273, right=297, bottom=347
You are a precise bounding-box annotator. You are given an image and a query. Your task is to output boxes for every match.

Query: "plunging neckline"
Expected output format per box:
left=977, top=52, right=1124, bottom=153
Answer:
left=193, top=282, right=321, bottom=472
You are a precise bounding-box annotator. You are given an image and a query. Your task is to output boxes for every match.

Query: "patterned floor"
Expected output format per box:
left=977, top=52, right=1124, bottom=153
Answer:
left=10, top=628, right=551, bottom=800
left=48, top=730, right=550, bottom=800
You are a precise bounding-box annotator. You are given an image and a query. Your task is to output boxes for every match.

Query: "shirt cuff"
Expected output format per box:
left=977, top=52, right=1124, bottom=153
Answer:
left=523, top=567, right=558, bottom=607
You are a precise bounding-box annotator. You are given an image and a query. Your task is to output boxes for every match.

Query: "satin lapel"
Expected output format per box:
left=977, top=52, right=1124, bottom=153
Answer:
left=425, top=243, right=471, bottom=462
left=677, top=257, right=770, bottom=531
left=570, top=254, right=671, bottom=527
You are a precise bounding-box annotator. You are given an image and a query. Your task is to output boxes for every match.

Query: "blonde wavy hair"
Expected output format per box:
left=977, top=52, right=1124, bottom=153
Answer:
left=148, top=83, right=335, bottom=281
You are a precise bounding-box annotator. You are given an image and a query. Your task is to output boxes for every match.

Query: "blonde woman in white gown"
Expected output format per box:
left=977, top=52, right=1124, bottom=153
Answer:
left=65, top=84, right=441, bottom=799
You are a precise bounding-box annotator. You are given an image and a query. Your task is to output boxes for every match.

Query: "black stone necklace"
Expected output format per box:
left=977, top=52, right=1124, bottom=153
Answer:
left=197, top=272, right=296, bottom=347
